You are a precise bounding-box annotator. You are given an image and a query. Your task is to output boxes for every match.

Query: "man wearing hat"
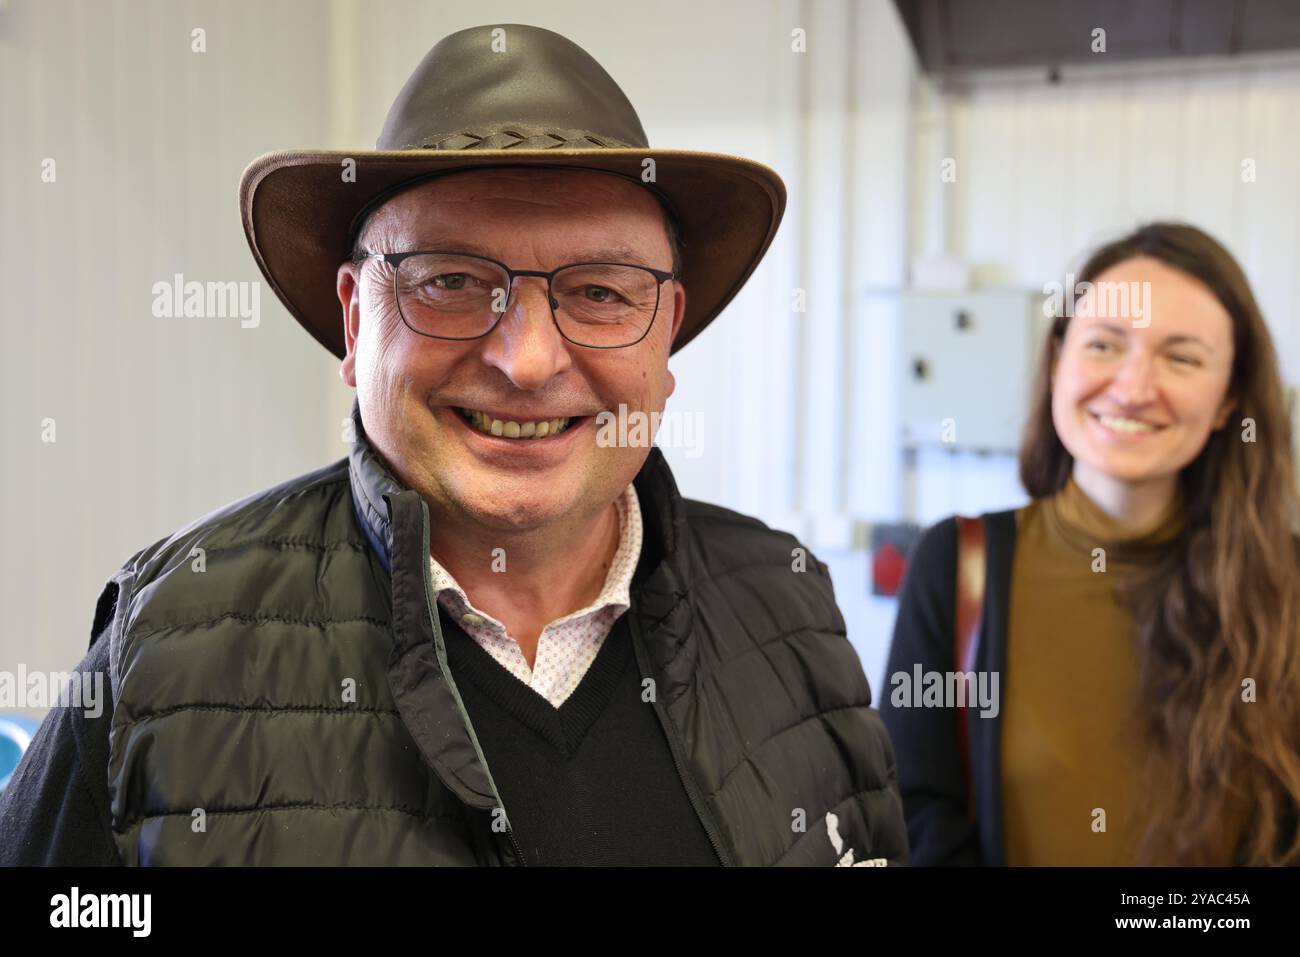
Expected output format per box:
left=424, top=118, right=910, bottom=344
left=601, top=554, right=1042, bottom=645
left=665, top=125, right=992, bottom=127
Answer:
left=0, top=24, right=906, bottom=866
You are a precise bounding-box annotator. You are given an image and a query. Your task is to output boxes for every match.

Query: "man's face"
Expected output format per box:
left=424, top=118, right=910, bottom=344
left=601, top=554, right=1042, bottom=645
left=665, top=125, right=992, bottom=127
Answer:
left=336, top=167, right=685, bottom=535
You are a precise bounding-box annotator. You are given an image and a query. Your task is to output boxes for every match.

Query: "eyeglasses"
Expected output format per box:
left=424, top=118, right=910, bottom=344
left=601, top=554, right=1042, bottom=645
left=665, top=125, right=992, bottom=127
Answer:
left=359, top=250, right=677, bottom=349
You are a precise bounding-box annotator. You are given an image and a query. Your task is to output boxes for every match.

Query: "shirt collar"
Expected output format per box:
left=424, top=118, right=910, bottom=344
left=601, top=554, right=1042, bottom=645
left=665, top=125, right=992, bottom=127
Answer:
left=429, top=482, right=643, bottom=631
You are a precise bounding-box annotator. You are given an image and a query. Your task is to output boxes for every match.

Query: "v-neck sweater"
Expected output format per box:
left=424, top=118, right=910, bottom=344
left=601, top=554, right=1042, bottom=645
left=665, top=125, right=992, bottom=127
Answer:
left=439, top=605, right=720, bottom=866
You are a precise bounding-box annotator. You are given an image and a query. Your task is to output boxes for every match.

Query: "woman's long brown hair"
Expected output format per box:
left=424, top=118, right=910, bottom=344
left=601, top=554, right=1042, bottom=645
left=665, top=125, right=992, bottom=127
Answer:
left=1020, top=222, right=1300, bottom=864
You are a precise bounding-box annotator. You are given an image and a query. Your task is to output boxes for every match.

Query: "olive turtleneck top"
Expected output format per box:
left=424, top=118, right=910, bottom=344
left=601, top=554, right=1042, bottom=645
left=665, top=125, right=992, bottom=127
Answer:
left=1002, top=474, right=1183, bottom=865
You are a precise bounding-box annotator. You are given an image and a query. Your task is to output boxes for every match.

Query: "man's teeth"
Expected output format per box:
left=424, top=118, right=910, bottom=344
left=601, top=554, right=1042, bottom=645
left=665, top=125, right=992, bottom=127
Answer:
left=1097, top=414, right=1157, bottom=434
left=458, top=407, right=573, bottom=438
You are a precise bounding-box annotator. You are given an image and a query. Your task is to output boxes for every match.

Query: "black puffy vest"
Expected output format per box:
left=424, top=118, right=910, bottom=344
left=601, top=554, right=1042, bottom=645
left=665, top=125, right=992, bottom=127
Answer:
left=102, top=399, right=906, bottom=865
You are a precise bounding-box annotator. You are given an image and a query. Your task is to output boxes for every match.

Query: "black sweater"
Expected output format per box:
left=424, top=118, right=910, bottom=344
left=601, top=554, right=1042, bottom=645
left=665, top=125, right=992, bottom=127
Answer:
left=440, top=608, right=719, bottom=866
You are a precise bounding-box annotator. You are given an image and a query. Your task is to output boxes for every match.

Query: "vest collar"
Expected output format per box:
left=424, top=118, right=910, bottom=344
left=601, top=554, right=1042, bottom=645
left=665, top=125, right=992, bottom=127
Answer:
left=346, top=398, right=404, bottom=576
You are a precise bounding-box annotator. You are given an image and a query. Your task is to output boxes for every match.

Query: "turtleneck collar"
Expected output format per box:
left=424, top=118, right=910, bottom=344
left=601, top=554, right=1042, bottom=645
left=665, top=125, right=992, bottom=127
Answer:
left=1043, top=473, right=1184, bottom=562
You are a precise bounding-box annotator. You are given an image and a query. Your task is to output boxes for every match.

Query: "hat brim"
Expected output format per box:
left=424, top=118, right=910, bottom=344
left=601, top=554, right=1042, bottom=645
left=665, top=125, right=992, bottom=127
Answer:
left=238, top=149, right=786, bottom=359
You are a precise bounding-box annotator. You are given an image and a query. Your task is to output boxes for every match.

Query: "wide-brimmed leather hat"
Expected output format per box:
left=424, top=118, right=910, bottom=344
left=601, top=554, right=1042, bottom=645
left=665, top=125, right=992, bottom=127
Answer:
left=239, top=23, right=787, bottom=358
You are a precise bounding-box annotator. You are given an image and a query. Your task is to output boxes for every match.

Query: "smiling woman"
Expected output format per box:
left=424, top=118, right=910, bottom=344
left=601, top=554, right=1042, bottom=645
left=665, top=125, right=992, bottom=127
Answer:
left=1017, top=224, right=1300, bottom=866
left=883, top=221, right=1300, bottom=867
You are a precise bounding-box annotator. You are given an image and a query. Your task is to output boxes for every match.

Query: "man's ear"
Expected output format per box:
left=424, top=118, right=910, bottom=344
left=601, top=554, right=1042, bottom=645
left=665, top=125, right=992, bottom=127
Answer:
left=663, top=284, right=684, bottom=401
left=669, top=281, right=686, bottom=345
left=337, top=261, right=361, bottom=387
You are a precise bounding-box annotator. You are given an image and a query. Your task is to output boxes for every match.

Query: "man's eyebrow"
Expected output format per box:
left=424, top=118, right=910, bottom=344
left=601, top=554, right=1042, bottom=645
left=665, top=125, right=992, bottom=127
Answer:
left=410, top=238, right=654, bottom=266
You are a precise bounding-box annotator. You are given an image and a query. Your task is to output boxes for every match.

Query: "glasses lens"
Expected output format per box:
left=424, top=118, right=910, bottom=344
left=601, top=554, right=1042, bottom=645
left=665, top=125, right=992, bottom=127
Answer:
left=394, top=254, right=508, bottom=339
left=552, top=264, right=661, bottom=347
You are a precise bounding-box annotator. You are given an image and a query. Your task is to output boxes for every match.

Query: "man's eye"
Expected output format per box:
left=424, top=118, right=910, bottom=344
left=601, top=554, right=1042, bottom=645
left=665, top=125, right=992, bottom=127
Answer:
left=1169, top=353, right=1201, bottom=367
left=584, top=285, right=623, bottom=303
left=1085, top=340, right=1115, bottom=353
left=435, top=273, right=473, bottom=290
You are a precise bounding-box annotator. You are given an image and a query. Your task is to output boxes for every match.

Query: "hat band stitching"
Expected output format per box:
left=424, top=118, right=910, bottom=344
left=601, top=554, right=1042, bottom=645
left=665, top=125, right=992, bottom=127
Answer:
left=410, top=127, right=634, bottom=151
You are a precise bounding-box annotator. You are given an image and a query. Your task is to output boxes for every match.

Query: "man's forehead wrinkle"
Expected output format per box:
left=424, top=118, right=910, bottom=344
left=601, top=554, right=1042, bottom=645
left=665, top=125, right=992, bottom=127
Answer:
left=411, top=237, right=652, bottom=265
left=360, top=210, right=404, bottom=255
left=350, top=167, right=676, bottom=278
left=364, top=196, right=669, bottom=268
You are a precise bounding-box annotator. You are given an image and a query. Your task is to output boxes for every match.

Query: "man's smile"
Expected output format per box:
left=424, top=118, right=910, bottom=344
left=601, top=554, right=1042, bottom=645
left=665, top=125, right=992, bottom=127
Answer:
left=456, top=406, right=583, bottom=439
left=435, top=403, right=596, bottom=462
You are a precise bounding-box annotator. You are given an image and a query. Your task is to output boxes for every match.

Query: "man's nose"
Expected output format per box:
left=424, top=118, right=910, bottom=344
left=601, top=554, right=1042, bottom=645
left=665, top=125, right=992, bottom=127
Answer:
left=1108, top=349, right=1159, bottom=406
left=478, top=277, right=573, bottom=390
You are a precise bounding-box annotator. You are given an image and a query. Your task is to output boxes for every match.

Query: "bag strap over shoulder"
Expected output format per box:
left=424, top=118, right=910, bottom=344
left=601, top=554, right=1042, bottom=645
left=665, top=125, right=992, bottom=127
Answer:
left=953, top=515, right=987, bottom=824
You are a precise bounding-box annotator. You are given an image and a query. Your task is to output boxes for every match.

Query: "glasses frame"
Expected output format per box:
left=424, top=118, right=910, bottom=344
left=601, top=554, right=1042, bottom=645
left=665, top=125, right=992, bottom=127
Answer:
left=360, top=249, right=678, bottom=350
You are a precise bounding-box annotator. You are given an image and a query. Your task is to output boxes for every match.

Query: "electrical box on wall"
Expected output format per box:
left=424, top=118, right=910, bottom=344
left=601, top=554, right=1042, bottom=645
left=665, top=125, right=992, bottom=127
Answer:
left=900, top=289, right=1049, bottom=452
